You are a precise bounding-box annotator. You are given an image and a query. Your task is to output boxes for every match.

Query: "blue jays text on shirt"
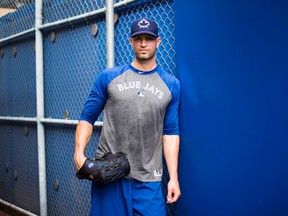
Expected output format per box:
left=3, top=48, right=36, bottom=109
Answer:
left=117, top=81, right=164, bottom=99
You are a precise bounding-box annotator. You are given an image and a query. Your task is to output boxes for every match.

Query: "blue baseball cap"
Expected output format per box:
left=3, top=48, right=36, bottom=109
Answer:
left=130, top=18, right=158, bottom=38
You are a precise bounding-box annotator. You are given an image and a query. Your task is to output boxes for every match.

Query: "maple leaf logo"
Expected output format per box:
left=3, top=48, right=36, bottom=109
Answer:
left=138, top=19, right=150, bottom=28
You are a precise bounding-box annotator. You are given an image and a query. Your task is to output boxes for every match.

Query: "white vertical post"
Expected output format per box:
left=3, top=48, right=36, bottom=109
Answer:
left=35, top=0, right=47, bottom=215
left=106, top=0, right=115, bottom=68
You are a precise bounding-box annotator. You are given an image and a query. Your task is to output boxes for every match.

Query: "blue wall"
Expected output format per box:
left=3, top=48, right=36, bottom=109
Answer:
left=176, top=0, right=288, bottom=215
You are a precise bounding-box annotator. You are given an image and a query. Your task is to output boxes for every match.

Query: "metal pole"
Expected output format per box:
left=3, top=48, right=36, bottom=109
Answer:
left=0, top=199, right=38, bottom=216
left=0, top=27, right=35, bottom=43
left=39, top=118, right=103, bottom=126
left=0, top=116, right=103, bottom=126
left=0, top=116, right=37, bottom=122
left=106, top=0, right=115, bottom=68
left=35, top=0, right=47, bottom=215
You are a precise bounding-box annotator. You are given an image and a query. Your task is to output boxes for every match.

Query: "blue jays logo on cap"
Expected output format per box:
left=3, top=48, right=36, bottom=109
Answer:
left=130, top=18, right=158, bottom=37
left=138, top=19, right=150, bottom=28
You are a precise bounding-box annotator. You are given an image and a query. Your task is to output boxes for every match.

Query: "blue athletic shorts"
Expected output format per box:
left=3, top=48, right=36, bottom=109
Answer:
left=90, top=178, right=166, bottom=216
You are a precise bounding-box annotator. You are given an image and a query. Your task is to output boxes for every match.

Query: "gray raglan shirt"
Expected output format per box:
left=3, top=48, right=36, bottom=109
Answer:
left=80, top=64, right=180, bottom=182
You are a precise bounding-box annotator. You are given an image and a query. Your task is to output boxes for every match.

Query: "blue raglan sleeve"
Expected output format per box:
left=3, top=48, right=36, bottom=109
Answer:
left=163, top=78, right=181, bottom=135
left=79, top=72, right=109, bottom=125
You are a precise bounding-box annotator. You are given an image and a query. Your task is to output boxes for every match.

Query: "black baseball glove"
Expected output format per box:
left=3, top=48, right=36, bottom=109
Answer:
left=76, top=152, right=130, bottom=184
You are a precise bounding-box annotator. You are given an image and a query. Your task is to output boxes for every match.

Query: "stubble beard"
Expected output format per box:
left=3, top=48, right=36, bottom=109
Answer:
left=135, top=49, right=156, bottom=64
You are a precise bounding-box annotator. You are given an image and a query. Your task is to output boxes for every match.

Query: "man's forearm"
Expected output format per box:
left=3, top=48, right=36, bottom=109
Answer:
left=163, top=134, right=181, bottom=203
left=163, top=135, right=180, bottom=180
left=74, top=120, right=93, bottom=170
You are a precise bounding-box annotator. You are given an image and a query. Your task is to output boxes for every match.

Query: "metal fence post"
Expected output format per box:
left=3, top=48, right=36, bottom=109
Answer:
left=106, top=0, right=114, bottom=68
left=35, top=0, right=47, bottom=215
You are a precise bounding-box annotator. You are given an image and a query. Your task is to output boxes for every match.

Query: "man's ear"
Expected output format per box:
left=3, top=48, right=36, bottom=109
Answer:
left=129, top=38, right=133, bottom=45
left=156, top=37, right=161, bottom=48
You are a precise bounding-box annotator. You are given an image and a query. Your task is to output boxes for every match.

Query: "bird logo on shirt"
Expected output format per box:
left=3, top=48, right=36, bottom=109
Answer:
left=137, top=91, right=144, bottom=97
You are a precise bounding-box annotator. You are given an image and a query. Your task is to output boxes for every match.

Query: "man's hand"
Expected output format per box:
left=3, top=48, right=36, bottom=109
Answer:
left=74, top=154, right=87, bottom=171
left=74, top=120, right=93, bottom=171
left=166, top=179, right=181, bottom=203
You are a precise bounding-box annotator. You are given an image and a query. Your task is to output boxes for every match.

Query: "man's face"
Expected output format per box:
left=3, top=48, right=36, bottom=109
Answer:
left=129, top=34, right=161, bottom=62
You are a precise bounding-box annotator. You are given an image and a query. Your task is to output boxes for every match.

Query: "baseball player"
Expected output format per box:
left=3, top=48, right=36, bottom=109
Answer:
left=74, top=17, right=181, bottom=216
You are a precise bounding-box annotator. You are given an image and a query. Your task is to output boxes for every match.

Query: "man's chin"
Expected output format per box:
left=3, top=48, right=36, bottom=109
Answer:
left=136, top=54, right=155, bottom=62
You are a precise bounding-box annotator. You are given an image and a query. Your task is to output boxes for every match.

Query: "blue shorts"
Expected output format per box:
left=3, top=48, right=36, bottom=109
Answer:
left=90, top=178, right=166, bottom=216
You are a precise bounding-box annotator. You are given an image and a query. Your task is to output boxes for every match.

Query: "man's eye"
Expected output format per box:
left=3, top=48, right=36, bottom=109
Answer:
left=132, top=36, right=156, bottom=41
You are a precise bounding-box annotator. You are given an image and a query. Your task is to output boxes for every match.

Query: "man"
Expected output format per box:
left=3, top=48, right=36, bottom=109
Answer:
left=74, top=17, right=181, bottom=216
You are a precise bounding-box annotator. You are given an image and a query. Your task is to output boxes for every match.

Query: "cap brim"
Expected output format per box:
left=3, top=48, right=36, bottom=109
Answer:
left=131, top=31, right=158, bottom=37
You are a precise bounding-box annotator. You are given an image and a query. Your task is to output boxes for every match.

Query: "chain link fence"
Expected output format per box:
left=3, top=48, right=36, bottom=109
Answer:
left=0, top=0, right=176, bottom=215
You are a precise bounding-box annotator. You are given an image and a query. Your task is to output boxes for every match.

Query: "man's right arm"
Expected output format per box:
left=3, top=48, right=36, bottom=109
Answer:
left=74, top=120, right=94, bottom=171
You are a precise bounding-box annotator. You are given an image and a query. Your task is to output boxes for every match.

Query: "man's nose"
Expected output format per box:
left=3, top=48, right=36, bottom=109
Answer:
left=140, top=39, right=147, bottom=47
